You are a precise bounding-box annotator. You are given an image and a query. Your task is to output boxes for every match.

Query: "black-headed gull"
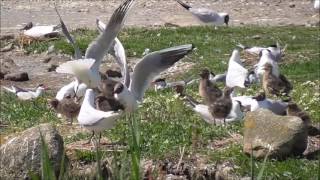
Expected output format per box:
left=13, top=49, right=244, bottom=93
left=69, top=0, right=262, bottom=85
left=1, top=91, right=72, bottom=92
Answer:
left=55, top=6, right=82, bottom=59
left=314, top=0, right=320, bottom=10
left=255, top=49, right=279, bottom=79
left=175, top=0, right=229, bottom=26
left=232, top=95, right=287, bottom=115
left=56, top=0, right=135, bottom=89
left=151, top=77, right=193, bottom=91
left=95, top=18, right=130, bottom=87
left=199, top=69, right=222, bottom=104
left=262, top=63, right=292, bottom=97
left=114, top=44, right=194, bottom=112
left=78, top=89, right=123, bottom=133
left=182, top=93, right=243, bottom=125
left=226, top=49, right=249, bottom=88
left=22, top=23, right=61, bottom=38
left=2, top=84, right=47, bottom=100
left=237, top=43, right=282, bottom=62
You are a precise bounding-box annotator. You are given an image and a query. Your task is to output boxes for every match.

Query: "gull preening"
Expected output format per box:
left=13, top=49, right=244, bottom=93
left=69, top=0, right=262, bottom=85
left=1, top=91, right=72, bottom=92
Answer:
left=2, top=84, right=47, bottom=100
left=175, top=0, right=229, bottom=26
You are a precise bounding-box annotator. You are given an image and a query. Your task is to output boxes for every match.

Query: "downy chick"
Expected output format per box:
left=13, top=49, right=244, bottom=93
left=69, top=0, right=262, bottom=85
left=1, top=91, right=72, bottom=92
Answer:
left=199, top=69, right=222, bottom=104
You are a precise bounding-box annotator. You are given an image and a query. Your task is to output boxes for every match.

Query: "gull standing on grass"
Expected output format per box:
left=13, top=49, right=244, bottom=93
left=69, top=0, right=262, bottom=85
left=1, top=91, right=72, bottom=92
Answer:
left=237, top=43, right=283, bottom=62
left=2, top=84, right=47, bottom=100
left=175, top=0, right=229, bottom=27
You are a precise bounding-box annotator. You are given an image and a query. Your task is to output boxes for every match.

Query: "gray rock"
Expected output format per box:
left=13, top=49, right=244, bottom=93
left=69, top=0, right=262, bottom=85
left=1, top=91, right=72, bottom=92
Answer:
left=0, top=34, right=14, bottom=41
left=0, top=57, right=17, bottom=78
left=0, top=43, right=14, bottom=52
left=0, top=123, right=64, bottom=179
left=243, top=109, right=308, bottom=159
left=4, top=72, right=29, bottom=81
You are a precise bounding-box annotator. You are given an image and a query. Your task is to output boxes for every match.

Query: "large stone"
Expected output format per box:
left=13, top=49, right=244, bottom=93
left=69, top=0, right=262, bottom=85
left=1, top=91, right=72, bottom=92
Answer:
left=0, top=123, right=64, bottom=179
left=0, top=57, right=17, bottom=78
left=243, top=109, right=308, bottom=159
left=4, top=72, right=29, bottom=81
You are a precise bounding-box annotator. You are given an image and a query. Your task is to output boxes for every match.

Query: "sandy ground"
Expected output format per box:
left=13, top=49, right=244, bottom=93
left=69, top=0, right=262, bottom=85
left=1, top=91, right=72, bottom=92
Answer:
left=1, top=0, right=319, bottom=34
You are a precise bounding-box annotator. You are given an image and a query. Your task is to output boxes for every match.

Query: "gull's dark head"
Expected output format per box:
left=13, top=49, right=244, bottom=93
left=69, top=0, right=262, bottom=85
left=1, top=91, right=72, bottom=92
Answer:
left=224, top=15, right=230, bottom=26
left=106, top=69, right=122, bottom=78
left=153, top=78, right=166, bottom=83
left=199, top=69, right=210, bottom=79
left=21, top=22, right=33, bottom=30
left=49, top=99, right=59, bottom=109
left=113, top=83, right=124, bottom=94
left=223, top=86, right=234, bottom=96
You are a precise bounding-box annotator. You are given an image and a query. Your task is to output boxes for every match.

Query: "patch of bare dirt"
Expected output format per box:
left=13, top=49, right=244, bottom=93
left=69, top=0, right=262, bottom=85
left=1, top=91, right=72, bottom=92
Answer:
left=1, top=0, right=319, bottom=35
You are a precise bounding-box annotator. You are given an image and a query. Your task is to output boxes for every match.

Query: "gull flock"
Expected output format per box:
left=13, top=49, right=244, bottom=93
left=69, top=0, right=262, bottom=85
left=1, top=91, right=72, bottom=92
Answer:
left=2, top=0, right=317, bottom=145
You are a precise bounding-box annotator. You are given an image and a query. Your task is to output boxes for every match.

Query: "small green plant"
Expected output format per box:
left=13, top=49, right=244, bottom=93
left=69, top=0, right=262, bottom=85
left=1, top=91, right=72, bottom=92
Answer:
left=39, top=131, right=56, bottom=180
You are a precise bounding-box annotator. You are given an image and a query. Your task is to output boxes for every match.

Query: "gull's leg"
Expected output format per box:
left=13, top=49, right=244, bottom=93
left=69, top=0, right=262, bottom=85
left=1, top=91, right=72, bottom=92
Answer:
left=224, top=118, right=226, bottom=126
left=98, top=132, right=102, bottom=145
left=84, top=131, right=95, bottom=145
left=214, top=118, right=216, bottom=126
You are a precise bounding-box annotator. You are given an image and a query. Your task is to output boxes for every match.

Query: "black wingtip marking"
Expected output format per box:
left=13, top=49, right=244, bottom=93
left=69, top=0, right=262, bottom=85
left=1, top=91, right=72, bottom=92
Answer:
left=176, top=0, right=191, bottom=10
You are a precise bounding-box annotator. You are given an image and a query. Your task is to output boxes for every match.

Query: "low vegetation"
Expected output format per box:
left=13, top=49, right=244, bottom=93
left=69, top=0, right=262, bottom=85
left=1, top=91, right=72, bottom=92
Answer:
left=1, top=26, right=319, bottom=179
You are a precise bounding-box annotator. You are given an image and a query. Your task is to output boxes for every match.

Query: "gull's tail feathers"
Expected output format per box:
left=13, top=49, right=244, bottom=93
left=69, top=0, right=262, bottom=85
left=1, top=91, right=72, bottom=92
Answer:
left=56, top=59, right=96, bottom=74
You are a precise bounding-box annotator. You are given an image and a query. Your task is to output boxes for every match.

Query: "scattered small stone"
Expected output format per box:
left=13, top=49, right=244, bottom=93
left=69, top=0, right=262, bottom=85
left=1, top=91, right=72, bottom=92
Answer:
left=289, top=4, right=295, bottom=8
left=0, top=123, right=65, bottom=179
left=251, top=35, right=261, bottom=39
left=4, top=72, right=29, bottom=81
left=47, top=45, right=55, bottom=54
left=0, top=43, right=14, bottom=52
left=0, top=57, right=17, bottom=77
left=42, top=56, right=52, bottom=63
left=47, top=64, right=59, bottom=72
left=243, top=109, right=308, bottom=159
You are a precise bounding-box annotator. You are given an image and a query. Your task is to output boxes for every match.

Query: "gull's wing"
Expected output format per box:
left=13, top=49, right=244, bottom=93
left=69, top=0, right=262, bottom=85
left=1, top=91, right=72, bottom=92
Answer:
left=56, top=58, right=100, bottom=88
left=85, top=0, right=135, bottom=71
left=78, top=89, right=122, bottom=126
left=56, top=58, right=95, bottom=75
left=16, top=92, right=34, bottom=100
left=55, top=81, right=76, bottom=101
left=226, top=50, right=248, bottom=88
left=95, top=19, right=130, bottom=87
left=54, top=6, right=82, bottom=59
left=96, top=18, right=105, bottom=33
left=210, top=73, right=226, bottom=83
left=129, top=44, right=194, bottom=101
left=175, top=0, right=192, bottom=10
left=113, top=38, right=130, bottom=87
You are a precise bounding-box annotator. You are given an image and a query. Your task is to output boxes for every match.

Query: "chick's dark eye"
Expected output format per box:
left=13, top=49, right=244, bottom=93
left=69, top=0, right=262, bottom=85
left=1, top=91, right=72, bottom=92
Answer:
left=114, top=83, right=124, bottom=94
